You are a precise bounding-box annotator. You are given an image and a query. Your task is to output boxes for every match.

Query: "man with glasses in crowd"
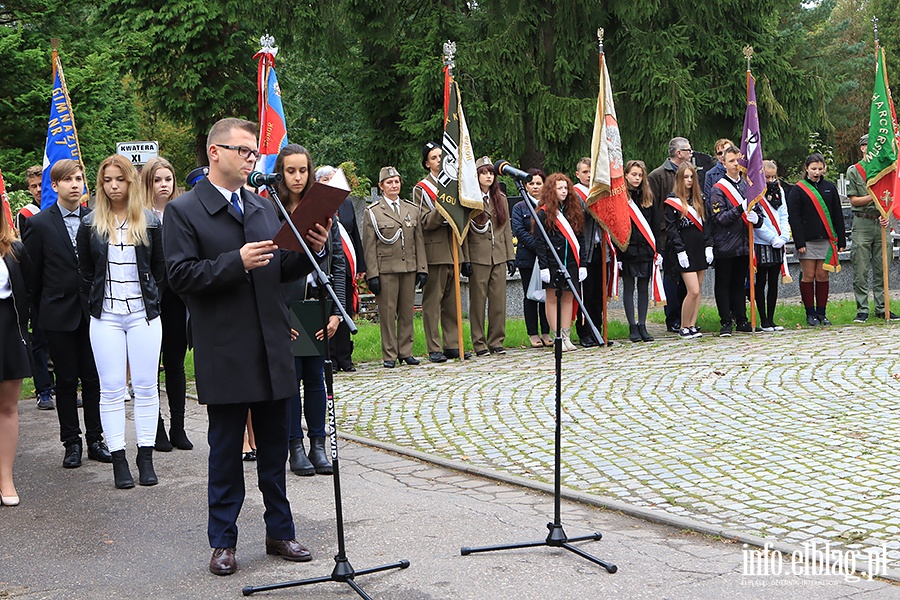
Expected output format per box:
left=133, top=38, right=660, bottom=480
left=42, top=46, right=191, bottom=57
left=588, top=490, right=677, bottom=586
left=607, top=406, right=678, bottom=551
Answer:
left=703, top=138, right=736, bottom=202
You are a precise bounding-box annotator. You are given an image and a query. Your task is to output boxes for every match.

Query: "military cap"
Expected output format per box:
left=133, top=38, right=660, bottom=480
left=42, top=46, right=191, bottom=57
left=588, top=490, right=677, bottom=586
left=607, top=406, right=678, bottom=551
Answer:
left=379, top=166, right=402, bottom=183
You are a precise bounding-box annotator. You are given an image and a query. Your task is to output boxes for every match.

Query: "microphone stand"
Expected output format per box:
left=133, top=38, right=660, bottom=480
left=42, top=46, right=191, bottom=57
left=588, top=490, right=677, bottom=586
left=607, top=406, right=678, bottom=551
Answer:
left=460, top=178, right=616, bottom=574
left=242, top=187, right=409, bottom=598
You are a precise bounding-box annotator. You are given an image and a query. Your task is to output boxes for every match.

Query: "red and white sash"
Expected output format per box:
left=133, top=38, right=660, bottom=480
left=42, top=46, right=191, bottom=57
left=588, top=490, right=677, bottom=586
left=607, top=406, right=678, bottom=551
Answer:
left=758, top=191, right=793, bottom=284
left=629, top=200, right=666, bottom=305
left=573, top=183, right=589, bottom=202
left=664, top=197, right=703, bottom=231
left=337, top=221, right=359, bottom=313
left=415, top=178, right=438, bottom=209
left=713, top=179, right=749, bottom=223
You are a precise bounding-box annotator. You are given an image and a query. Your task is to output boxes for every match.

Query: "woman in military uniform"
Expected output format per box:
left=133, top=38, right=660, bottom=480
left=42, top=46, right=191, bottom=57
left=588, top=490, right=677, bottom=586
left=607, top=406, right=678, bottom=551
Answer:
left=363, top=167, right=428, bottom=368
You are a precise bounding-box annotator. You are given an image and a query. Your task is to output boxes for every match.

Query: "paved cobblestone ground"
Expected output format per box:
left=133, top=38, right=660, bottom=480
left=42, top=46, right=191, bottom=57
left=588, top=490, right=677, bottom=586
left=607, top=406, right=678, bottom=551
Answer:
left=332, top=323, right=900, bottom=572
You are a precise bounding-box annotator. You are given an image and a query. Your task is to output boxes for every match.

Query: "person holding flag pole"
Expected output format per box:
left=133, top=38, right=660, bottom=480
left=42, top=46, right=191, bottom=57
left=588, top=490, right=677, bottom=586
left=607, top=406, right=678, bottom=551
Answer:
left=585, top=29, right=631, bottom=346
left=856, top=17, right=900, bottom=323
left=430, top=41, right=483, bottom=359
left=40, top=39, right=87, bottom=210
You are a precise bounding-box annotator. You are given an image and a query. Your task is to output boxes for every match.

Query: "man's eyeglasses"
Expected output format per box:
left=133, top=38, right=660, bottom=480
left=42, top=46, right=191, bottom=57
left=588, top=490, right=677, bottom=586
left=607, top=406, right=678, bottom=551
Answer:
left=716, top=151, right=725, bottom=156
left=215, top=144, right=260, bottom=160
left=679, top=148, right=693, bottom=154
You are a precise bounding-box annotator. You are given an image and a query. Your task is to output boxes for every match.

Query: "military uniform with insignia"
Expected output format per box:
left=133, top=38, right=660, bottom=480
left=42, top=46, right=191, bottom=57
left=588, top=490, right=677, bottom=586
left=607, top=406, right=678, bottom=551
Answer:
left=363, top=166, right=428, bottom=367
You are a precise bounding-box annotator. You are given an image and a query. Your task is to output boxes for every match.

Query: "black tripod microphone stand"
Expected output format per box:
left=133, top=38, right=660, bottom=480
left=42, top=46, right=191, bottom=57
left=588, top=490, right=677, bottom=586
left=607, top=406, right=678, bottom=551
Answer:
left=460, top=178, right=617, bottom=574
left=242, top=188, right=410, bottom=598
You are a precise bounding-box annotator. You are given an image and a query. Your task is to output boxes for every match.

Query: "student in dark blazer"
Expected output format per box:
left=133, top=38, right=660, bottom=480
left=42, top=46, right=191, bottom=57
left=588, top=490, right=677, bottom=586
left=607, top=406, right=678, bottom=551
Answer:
left=21, top=159, right=111, bottom=469
left=162, top=118, right=331, bottom=576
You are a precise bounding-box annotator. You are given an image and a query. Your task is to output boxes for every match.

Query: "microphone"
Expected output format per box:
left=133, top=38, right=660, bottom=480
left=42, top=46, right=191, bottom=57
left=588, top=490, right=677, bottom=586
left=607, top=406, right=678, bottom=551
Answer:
left=247, top=171, right=284, bottom=188
left=493, top=159, right=533, bottom=183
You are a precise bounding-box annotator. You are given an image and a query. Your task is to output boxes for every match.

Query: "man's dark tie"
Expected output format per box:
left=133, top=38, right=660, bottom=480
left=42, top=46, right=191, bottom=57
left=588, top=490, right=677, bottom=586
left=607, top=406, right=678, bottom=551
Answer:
left=230, top=192, right=243, bottom=217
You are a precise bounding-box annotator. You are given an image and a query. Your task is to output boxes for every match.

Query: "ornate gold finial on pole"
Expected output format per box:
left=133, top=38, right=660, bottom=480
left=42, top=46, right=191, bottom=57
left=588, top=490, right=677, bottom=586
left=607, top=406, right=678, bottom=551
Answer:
left=742, top=45, right=754, bottom=71
left=51, top=38, right=60, bottom=51
left=443, top=40, right=456, bottom=73
left=597, top=28, right=604, bottom=53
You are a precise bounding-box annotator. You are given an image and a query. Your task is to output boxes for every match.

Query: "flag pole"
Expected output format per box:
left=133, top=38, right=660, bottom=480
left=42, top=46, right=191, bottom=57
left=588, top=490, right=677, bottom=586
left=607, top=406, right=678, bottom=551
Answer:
left=597, top=29, right=610, bottom=346
left=743, top=46, right=757, bottom=332
left=872, top=17, right=893, bottom=323
left=443, top=42, right=466, bottom=359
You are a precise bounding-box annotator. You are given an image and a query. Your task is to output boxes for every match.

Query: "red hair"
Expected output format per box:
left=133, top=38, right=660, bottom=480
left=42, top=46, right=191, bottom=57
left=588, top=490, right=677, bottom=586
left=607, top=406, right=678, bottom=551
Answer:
left=538, top=173, right=584, bottom=235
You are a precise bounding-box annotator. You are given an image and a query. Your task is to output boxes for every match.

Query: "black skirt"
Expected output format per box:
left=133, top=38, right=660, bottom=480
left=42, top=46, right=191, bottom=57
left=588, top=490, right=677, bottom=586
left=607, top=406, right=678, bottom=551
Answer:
left=754, top=243, right=783, bottom=267
left=0, top=298, right=31, bottom=380
left=621, top=259, right=652, bottom=279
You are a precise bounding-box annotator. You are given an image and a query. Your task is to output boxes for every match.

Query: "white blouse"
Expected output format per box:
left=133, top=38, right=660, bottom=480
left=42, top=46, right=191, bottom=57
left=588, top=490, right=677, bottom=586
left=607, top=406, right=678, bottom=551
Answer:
left=104, top=220, right=144, bottom=315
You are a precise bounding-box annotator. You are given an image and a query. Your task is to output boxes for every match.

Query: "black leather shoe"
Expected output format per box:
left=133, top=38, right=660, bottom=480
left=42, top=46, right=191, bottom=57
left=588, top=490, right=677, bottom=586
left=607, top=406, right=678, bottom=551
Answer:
left=341, top=364, right=357, bottom=372
left=210, top=547, right=237, bottom=575
left=581, top=336, right=600, bottom=347
left=628, top=325, right=642, bottom=343
left=443, top=349, right=473, bottom=359
left=428, top=352, right=448, bottom=363
left=638, top=324, right=654, bottom=342
left=288, top=438, right=315, bottom=476
left=265, top=537, right=312, bottom=562
left=63, top=441, right=83, bottom=468
left=399, top=356, right=420, bottom=365
left=111, top=449, right=135, bottom=489
left=87, top=441, right=113, bottom=463
left=155, top=416, right=173, bottom=452
left=475, top=349, right=490, bottom=356
left=489, top=346, right=506, bottom=355
left=136, top=446, right=158, bottom=486
left=383, top=360, right=396, bottom=368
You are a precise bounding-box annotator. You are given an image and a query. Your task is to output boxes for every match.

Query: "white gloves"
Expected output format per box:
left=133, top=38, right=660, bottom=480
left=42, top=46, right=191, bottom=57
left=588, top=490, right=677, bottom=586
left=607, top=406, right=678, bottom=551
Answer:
left=540, top=269, right=550, bottom=284
left=771, top=237, right=786, bottom=249
left=655, top=254, right=664, bottom=267
left=746, top=210, right=759, bottom=224
left=705, top=246, right=714, bottom=265
left=578, top=267, right=588, bottom=282
left=677, top=251, right=689, bottom=269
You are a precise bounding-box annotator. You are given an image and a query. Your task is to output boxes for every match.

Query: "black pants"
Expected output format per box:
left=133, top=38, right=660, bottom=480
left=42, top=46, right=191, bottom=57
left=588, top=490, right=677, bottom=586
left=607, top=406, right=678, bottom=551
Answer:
left=206, top=398, right=294, bottom=548
left=160, top=288, right=187, bottom=421
left=576, top=254, right=605, bottom=342
left=44, top=317, right=102, bottom=446
left=328, top=320, right=354, bottom=369
left=714, top=255, right=749, bottom=325
left=662, top=258, right=686, bottom=329
left=30, top=320, right=55, bottom=394
left=754, top=264, right=781, bottom=326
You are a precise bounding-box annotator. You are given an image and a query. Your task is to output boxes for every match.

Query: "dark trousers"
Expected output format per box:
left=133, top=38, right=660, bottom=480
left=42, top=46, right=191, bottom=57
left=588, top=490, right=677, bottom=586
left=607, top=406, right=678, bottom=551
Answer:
left=44, top=317, right=102, bottom=446
left=754, top=264, right=781, bottom=325
left=289, top=355, right=327, bottom=440
left=160, top=288, right=187, bottom=421
left=328, top=321, right=354, bottom=369
left=519, top=264, right=550, bottom=336
left=576, top=253, right=605, bottom=342
left=30, top=322, right=55, bottom=394
left=206, top=398, right=294, bottom=548
left=662, top=259, right=686, bottom=329
left=714, top=255, right=750, bottom=325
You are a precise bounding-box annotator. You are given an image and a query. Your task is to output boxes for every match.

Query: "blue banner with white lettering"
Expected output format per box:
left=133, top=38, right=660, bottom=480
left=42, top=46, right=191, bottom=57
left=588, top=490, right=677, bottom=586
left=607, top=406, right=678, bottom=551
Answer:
left=41, top=54, right=84, bottom=209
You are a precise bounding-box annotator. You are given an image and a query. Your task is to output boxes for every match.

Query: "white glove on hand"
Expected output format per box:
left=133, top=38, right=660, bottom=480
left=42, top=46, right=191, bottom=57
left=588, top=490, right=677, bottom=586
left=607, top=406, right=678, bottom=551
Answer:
left=540, top=269, right=551, bottom=284
left=578, top=267, right=588, bottom=282
left=771, top=237, right=786, bottom=249
left=655, top=254, right=664, bottom=267
left=677, top=251, right=690, bottom=269
left=705, top=246, right=714, bottom=265
left=746, top=210, right=759, bottom=224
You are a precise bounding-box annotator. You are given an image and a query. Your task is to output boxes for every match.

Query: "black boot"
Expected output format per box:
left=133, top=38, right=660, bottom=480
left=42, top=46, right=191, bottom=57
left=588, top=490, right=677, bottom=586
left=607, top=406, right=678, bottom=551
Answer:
left=629, top=324, right=642, bottom=342
left=288, top=438, right=315, bottom=476
left=638, top=324, right=654, bottom=342
left=308, top=437, right=333, bottom=475
left=168, top=412, right=193, bottom=450
left=136, top=446, right=158, bottom=486
left=155, top=415, right=173, bottom=452
left=111, top=450, right=135, bottom=489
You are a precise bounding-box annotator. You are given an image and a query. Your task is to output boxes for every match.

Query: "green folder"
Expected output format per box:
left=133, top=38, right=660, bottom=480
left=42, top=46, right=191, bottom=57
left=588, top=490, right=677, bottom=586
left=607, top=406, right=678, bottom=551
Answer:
left=290, top=299, right=333, bottom=357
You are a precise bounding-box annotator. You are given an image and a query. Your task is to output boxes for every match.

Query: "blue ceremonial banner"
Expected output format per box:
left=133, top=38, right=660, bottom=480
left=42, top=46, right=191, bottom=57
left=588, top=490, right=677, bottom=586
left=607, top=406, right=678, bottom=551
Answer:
left=739, top=74, right=766, bottom=207
left=41, top=51, right=84, bottom=209
left=255, top=41, right=288, bottom=176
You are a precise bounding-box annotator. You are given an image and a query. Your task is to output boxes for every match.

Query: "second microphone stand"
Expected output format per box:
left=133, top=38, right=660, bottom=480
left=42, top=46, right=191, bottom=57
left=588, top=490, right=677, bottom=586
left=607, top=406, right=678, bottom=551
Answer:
left=460, top=177, right=617, bottom=574
left=242, top=188, right=410, bottom=599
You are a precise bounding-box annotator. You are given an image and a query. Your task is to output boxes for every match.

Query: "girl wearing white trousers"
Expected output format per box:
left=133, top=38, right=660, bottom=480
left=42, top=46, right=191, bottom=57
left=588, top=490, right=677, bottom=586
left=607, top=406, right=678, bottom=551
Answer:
left=77, top=155, right=165, bottom=489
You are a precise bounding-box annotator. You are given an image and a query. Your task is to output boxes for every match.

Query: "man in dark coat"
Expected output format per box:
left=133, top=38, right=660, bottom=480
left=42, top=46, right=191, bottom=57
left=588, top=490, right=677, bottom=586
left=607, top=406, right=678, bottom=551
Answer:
left=162, top=118, right=331, bottom=576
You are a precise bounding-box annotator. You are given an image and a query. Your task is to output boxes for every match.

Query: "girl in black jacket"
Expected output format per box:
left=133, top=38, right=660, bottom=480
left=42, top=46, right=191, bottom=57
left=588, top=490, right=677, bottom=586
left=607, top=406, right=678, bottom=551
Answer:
left=620, top=160, right=657, bottom=342
left=77, top=155, right=165, bottom=489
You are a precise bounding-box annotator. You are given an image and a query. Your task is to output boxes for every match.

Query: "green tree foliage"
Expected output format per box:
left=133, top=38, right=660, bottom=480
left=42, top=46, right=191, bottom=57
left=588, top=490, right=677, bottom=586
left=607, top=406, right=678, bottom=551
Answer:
left=0, top=0, right=140, bottom=188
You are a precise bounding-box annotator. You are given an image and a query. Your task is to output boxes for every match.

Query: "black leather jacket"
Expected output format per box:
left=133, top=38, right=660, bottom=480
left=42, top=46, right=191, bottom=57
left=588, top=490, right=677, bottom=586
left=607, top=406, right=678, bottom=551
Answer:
left=76, top=209, right=165, bottom=320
